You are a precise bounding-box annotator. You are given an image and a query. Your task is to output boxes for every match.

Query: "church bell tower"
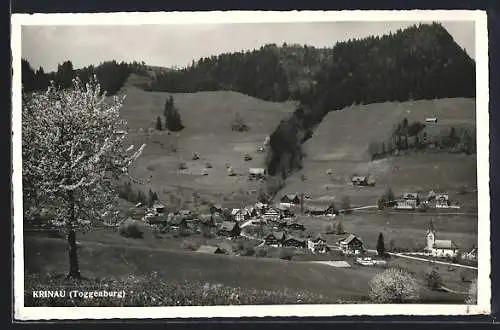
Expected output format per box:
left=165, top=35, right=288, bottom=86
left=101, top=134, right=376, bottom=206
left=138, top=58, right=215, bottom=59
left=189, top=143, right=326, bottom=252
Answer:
left=426, top=219, right=436, bottom=251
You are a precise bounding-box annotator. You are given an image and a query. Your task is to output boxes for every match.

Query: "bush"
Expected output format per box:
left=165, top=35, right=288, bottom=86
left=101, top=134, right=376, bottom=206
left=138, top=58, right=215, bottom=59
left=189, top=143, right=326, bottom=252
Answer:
left=279, top=249, right=294, bottom=261
left=178, top=162, right=187, bottom=170
left=204, top=161, right=212, bottom=169
left=255, top=247, right=268, bottom=258
left=369, top=267, right=420, bottom=303
left=118, top=219, right=144, bottom=239
left=240, top=246, right=255, bottom=256
left=231, top=113, right=250, bottom=132
left=465, top=278, right=477, bottom=304
left=181, top=239, right=199, bottom=251
left=424, top=268, right=443, bottom=290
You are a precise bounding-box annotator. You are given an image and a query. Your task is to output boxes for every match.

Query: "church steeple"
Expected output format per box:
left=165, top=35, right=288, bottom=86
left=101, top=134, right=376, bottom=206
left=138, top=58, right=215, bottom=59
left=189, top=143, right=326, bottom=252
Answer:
left=427, top=219, right=435, bottom=234
left=426, top=219, right=436, bottom=250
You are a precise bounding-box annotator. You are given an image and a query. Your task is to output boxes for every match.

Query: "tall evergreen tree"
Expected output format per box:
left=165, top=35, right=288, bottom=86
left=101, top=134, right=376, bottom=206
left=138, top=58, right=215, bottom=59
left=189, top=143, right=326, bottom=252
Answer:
left=377, top=232, right=386, bottom=256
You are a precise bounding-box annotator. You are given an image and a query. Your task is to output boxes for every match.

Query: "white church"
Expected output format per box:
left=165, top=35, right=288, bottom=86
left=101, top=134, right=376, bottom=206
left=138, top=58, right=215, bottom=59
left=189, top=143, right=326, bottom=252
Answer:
left=425, top=220, right=459, bottom=258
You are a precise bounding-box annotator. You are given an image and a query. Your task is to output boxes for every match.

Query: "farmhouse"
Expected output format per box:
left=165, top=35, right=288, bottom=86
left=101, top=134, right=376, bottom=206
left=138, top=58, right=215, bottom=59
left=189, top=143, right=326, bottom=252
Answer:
left=425, top=221, right=459, bottom=258
left=395, top=193, right=419, bottom=210
left=248, top=168, right=266, bottom=180
left=283, top=236, right=306, bottom=248
left=308, top=234, right=330, bottom=254
left=276, top=204, right=294, bottom=217
left=231, top=208, right=248, bottom=222
left=425, top=117, right=438, bottom=123
left=339, top=234, right=364, bottom=255
left=198, top=214, right=215, bottom=227
left=196, top=245, right=225, bottom=255
left=351, top=176, right=368, bottom=186
left=217, top=221, right=241, bottom=238
left=264, top=231, right=287, bottom=247
left=461, top=247, right=478, bottom=261
left=435, top=193, right=450, bottom=208
left=280, top=194, right=300, bottom=205
left=152, top=201, right=165, bottom=214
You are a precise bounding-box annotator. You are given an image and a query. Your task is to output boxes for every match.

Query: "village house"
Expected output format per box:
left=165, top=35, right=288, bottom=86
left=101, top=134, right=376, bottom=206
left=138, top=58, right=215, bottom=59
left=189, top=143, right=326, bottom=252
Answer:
left=305, top=205, right=327, bottom=216
left=196, top=245, right=225, bottom=255
left=308, top=234, right=330, bottom=254
left=263, top=207, right=280, bottom=222
left=425, top=221, right=459, bottom=258
left=395, top=192, right=420, bottom=210
left=435, top=193, right=450, bottom=208
left=276, top=204, right=294, bottom=218
left=339, top=234, right=364, bottom=255
left=461, top=247, right=478, bottom=261
left=217, top=221, right=241, bottom=238
left=248, top=168, right=266, bottom=181
left=283, top=236, right=306, bottom=248
left=254, top=202, right=268, bottom=215
left=280, top=194, right=300, bottom=205
left=231, top=208, right=248, bottom=222
left=264, top=231, right=287, bottom=247
left=198, top=214, right=215, bottom=227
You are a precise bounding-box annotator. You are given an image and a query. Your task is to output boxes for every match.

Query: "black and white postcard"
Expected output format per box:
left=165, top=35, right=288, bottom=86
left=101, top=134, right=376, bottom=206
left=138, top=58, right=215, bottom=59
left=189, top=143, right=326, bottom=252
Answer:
left=11, top=10, right=490, bottom=320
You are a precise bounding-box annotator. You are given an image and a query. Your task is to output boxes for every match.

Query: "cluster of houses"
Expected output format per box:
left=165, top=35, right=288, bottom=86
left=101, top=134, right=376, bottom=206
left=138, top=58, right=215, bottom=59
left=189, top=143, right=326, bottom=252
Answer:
left=394, top=191, right=458, bottom=210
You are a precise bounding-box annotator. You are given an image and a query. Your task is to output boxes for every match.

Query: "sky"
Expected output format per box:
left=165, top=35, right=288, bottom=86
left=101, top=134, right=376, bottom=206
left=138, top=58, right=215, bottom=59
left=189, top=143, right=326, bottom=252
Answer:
left=21, top=21, right=475, bottom=72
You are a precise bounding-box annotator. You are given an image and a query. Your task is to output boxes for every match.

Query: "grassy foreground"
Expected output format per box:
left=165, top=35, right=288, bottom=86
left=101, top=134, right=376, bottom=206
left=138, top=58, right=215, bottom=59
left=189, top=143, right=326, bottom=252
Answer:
left=25, top=272, right=341, bottom=307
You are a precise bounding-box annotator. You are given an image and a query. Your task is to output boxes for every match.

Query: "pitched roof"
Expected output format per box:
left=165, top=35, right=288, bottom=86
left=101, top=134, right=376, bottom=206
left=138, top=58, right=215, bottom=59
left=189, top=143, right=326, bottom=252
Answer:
left=231, top=208, right=241, bottom=216
left=282, top=194, right=299, bottom=200
left=196, top=245, right=223, bottom=254
left=265, top=208, right=279, bottom=215
left=403, top=193, right=419, bottom=199
left=341, top=234, right=363, bottom=245
left=312, top=234, right=326, bottom=242
left=285, top=236, right=305, bottom=243
left=351, top=176, right=367, bottom=181
left=265, top=231, right=286, bottom=240
left=433, top=240, right=458, bottom=249
left=153, top=201, right=165, bottom=208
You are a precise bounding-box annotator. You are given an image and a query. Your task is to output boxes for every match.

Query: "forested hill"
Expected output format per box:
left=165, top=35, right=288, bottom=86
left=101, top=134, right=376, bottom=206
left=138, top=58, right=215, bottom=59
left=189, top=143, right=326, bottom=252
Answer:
left=266, top=22, right=475, bottom=178
left=146, top=43, right=334, bottom=101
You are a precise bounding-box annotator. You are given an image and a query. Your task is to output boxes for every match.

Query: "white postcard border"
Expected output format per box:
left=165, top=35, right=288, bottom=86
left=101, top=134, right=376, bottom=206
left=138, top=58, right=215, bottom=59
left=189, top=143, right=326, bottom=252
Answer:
left=11, top=10, right=490, bottom=320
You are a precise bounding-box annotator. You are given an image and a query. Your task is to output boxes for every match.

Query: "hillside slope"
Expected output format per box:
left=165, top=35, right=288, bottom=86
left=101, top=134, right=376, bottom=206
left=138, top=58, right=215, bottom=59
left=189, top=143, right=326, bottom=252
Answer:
left=280, top=97, right=477, bottom=207
left=120, top=78, right=296, bottom=206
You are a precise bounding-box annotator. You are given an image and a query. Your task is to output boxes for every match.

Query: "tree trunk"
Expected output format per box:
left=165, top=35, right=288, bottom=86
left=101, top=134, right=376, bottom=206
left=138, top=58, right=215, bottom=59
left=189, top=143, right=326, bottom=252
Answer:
left=67, top=191, right=80, bottom=278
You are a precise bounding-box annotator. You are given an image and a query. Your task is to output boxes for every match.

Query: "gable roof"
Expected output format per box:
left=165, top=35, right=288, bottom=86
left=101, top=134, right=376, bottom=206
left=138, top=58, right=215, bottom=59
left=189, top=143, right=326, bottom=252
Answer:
left=231, top=208, right=241, bottom=216
left=196, top=245, right=223, bottom=254
left=351, top=176, right=367, bottom=181
left=153, top=201, right=165, bottom=208
left=433, top=240, right=458, bottom=249
left=282, top=194, right=299, bottom=200
left=341, top=234, right=363, bottom=245
left=403, top=193, right=419, bottom=199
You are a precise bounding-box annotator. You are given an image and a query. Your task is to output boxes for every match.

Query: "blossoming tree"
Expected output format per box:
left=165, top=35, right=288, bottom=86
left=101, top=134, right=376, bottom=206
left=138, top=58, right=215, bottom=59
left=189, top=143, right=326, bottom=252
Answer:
left=22, top=76, right=145, bottom=278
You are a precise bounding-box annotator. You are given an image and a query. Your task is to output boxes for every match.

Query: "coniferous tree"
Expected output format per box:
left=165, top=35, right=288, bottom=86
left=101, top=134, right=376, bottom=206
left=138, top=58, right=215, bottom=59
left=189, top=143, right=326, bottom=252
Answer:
left=377, top=232, right=386, bottom=256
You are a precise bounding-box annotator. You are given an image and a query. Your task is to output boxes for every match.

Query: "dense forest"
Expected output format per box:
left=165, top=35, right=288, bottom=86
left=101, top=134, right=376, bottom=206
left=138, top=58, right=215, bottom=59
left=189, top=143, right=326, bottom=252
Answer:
left=21, top=22, right=476, bottom=179
left=21, top=59, right=149, bottom=95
